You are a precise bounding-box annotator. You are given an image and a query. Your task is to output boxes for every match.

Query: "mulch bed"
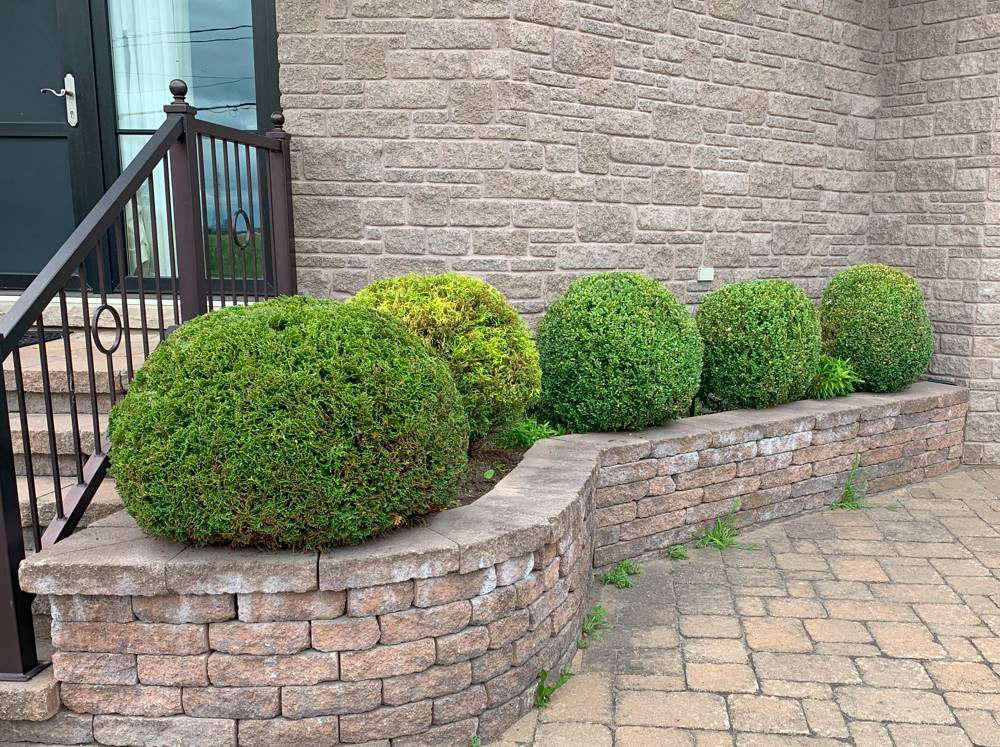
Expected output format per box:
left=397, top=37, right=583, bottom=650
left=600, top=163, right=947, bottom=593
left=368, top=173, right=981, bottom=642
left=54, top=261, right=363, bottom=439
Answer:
left=457, top=444, right=527, bottom=506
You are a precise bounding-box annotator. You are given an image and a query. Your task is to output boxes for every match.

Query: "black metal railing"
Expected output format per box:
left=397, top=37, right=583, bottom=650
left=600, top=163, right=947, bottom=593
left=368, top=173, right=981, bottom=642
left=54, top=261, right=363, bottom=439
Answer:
left=0, top=80, right=296, bottom=680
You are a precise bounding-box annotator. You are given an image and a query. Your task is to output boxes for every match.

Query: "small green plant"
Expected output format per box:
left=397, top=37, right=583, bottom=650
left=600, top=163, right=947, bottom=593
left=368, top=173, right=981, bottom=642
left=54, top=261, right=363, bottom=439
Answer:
left=470, top=737, right=481, bottom=747
left=831, top=456, right=869, bottom=510
left=535, top=668, right=573, bottom=708
left=668, top=545, right=689, bottom=560
left=600, top=558, right=641, bottom=588
left=483, top=468, right=495, bottom=480
left=809, top=354, right=864, bottom=399
left=694, top=499, right=760, bottom=550
left=578, top=604, right=610, bottom=648
left=496, top=416, right=567, bottom=449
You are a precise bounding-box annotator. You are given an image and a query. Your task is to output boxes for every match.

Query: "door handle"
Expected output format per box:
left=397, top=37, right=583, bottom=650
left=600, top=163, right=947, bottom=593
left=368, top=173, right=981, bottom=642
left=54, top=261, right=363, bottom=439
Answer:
left=39, top=73, right=78, bottom=127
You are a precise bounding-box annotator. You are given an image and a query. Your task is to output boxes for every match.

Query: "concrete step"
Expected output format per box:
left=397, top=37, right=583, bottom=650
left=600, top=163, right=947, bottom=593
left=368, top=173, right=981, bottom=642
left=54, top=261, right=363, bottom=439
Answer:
left=0, top=666, right=59, bottom=722
left=3, top=331, right=147, bottom=414
left=10, top=413, right=107, bottom=477
left=19, top=478, right=124, bottom=552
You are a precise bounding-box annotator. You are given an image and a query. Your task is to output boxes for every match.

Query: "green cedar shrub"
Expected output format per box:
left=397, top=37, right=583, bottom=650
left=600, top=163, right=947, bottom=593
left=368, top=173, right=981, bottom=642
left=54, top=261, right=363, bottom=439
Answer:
left=109, top=297, right=470, bottom=550
left=697, top=279, right=821, bottom=410
left=536, top=272, right=702, bottom=432
left=351, top=273, right=541, bottom=440
left=820, top=264, right=934, bottom=393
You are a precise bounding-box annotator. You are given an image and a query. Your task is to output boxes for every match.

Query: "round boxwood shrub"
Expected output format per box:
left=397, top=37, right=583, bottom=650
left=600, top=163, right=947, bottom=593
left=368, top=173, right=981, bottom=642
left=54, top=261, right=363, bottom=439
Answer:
left=697, top=280, right=821, bottom=410
left=351, top=273, right=541, bottom=439
left=536, top=272, right=702, bottom=432
left=109, top=297, right=469, bottom=550
left=820, top=263, right=934, bottom=393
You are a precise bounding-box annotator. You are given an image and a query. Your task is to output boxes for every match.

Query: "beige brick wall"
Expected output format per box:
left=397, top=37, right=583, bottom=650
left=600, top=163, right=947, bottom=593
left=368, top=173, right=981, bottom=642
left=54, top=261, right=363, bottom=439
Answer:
left=276, top=0, right=881, bottom=313
left=871, top=1, right=1000, bottom=464
left=273, top=0, right=999, bottom=461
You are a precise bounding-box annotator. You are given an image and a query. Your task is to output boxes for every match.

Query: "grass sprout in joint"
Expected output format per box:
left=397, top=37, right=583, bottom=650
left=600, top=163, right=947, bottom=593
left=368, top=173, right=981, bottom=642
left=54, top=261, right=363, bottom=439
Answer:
left=579, top=604, right=610, bottom=649
left=668, top=545, right=689, bottom=560
left=600, top=558, right=641, bottom=588
left=535, top=668, right=573, bottom=709
left=694, top=499, right=760, bottom=550
left=831, top=456, right=869, bottom=510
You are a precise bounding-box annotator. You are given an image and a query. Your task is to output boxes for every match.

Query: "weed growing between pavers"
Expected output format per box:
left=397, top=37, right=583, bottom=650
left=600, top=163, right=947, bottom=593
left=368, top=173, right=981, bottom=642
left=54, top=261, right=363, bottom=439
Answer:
left=600, top=558, right=642, bottom=588
left=830, top=457, right=900, bottom=512
left=578, top=604, right=610, bottom=649
left=668, top=544, right=689, bottom=559
left=470, top=737, right=481, bottom=747
left=694, top=499, right=761, bottom=550
left=831, top=456, right=869, bottom=510
left=534, top=668, right=573, bottom=708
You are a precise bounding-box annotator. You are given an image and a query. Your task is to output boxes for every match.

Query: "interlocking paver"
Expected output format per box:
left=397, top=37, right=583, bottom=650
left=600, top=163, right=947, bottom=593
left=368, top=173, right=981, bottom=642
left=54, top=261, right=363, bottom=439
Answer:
left=496, top=468, right=1000, bottom=745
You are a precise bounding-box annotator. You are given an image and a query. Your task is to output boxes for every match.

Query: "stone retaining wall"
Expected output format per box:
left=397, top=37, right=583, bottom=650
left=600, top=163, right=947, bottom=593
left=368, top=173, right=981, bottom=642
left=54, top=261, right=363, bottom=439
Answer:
left=591, top=381, right=970, bottom=567
left=14, top=382, right=967, bottom=746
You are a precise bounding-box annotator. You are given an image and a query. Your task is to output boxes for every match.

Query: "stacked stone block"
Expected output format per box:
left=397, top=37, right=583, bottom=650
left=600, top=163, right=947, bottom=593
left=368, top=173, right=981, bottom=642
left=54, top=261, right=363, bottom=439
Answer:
left=15, top=383, right=966, bottom=745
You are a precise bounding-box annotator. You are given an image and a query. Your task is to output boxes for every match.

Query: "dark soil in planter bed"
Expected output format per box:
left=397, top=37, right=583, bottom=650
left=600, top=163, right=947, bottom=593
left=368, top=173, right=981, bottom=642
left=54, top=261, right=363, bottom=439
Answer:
left=458, top=444, right=527, bottom=506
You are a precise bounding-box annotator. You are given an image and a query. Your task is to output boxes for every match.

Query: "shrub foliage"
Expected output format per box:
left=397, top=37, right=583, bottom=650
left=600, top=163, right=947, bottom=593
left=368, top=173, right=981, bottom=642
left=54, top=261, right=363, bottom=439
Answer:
left=109, top=297, right=469, bottom=549
left=820, top=264, right=934, bottom=393
left=697, top=279, right=821, bottom=410
left=537, top=272, right=702, bottom=432
left=352, top=273, right=540, bottom=439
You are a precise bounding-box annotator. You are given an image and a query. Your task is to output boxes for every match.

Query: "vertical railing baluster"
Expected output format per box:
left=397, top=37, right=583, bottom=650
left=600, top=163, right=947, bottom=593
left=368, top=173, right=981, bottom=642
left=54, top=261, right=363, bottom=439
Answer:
left=197, top=135, right=214, bottom=311
left=57, top=291, right=84, bottom=483
left=245, top=144, right=261, bottom=301
left=130, top=197, right=151, bottom=358
left=162, top=152, right=181, bottom=326
left=96, top=243, right=120, bottom=403
left=234, top=142, right=249, bottom=304
left=34, top=317, right=63, bottom=519
left=210, top=137, right=226, bottom=309
left=112, top=217, right=136, bottom=382
left=11, top=349, right=40, bottom=551
left=147, top=175, right=166, bottom=339
left=78, top=259, right=102, bottom=448
left=222, top=139, right=237, bottom=306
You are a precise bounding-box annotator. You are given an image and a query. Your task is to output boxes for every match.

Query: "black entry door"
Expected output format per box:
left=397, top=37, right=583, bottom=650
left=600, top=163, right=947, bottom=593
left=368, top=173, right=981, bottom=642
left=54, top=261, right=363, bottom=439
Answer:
left=0, top=1, right=104, bottom=289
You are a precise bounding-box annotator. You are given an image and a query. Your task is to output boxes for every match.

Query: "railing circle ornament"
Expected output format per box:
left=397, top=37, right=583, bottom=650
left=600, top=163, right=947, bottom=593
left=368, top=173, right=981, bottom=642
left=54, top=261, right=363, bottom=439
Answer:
left=92, top=304, right=124, bottom=356
left=231, top=209, right=253, bottom=250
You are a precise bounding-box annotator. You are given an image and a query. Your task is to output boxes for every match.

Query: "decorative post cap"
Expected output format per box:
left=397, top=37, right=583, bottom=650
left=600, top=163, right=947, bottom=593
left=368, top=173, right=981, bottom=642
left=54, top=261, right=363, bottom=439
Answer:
left=270, top=112, right=286, bottom=130
left=169, top=79, right=188, bottom=102
left=164, top=79, right=196, bottom=115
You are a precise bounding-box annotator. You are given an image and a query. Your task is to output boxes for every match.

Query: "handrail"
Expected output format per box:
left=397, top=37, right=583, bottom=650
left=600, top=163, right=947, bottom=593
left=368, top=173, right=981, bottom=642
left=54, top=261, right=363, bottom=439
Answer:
left=0, top=79, right=296, bottom=680
left=193, top=118, right=282, bottom=151
left=0, top=117, right=184, bottom=356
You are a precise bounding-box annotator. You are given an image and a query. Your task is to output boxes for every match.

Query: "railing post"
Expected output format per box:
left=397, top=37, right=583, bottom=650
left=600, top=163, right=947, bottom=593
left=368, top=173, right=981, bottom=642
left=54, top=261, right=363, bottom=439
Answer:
left=266, top=112, right=297, bottom=296
left=0, top=361, right=44, bottom=681
left=164, top=80, right=209, bottom=321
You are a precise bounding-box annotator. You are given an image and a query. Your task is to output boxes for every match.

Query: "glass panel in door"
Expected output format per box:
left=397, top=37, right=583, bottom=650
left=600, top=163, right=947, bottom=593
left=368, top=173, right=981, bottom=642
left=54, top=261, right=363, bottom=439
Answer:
left=108, top=0, right=260, bottom=281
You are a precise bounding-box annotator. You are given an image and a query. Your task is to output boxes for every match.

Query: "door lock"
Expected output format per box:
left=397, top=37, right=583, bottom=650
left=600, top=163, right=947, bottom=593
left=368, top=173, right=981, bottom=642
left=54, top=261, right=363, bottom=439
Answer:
left=40, top=73, right=78, bottom=127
